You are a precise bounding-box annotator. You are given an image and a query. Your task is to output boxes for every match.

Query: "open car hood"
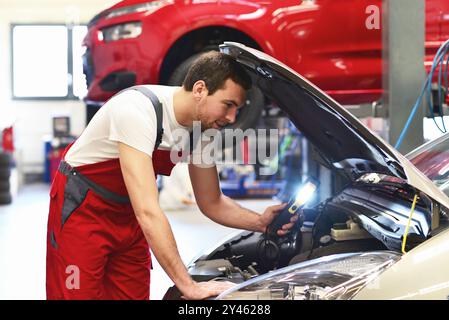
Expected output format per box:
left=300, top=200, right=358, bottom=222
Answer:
left=220, top=42, right=449, bottom=210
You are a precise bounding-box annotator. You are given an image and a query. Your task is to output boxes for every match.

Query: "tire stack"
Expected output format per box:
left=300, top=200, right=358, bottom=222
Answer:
left=0, top=152, right=12, bottom=205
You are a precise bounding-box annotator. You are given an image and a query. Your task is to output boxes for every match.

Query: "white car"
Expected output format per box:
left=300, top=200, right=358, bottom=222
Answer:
left=164, top=43, right=449, bottom=300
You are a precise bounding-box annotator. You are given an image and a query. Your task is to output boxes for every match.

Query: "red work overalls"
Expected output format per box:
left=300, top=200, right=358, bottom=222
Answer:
left=46, top=145, right=176, bottom=299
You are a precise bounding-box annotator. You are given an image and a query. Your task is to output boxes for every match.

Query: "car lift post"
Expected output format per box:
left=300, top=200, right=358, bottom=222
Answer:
left=382, top=0, right=425, bottom=153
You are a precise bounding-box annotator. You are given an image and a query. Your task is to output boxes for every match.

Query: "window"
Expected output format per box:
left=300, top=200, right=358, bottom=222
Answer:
left=72, top=25, right=88, bottom=98
left=11, top=24, right=88, bottom=100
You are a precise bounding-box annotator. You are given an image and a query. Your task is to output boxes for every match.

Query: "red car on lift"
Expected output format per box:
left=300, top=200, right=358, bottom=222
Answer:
left=82, top=0, right=449, bottom=123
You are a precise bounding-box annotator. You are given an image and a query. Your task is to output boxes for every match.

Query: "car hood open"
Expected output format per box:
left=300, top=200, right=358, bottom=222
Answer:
left=220, top=42, right=449, bottom=210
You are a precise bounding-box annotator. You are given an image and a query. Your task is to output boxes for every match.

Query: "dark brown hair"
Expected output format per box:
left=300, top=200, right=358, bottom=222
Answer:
left=182, top=51, right=252, bottom=95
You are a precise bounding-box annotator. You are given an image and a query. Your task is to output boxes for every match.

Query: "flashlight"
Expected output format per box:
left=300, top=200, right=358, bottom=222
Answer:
left=267, top=178, right=319, bottom=237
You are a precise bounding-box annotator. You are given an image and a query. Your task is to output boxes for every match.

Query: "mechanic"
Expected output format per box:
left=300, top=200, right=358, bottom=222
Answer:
left=46, top=51, right=294, bottom=300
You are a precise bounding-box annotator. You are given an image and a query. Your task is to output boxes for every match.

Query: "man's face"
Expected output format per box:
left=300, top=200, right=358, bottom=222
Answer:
left=194, top=79, right=246, bottom=130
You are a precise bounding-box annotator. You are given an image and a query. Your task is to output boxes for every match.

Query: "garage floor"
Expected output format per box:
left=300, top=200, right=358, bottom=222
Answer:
left=0, top=183, right=275, bottom=300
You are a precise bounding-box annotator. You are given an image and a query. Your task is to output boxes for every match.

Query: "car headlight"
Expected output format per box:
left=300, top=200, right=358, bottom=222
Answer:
left=101, top=22, right=142, bottom=42
left=104, top=1, right=172, bottom=20
left=216, top=251, right=401, bottom=300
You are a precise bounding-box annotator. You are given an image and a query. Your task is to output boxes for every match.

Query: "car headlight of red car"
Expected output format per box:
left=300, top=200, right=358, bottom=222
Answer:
left=100, top=22, right=142, bottom=42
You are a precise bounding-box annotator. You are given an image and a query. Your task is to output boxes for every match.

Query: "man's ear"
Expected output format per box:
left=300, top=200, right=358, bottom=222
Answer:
left=192, top=80, right=208, bottom=100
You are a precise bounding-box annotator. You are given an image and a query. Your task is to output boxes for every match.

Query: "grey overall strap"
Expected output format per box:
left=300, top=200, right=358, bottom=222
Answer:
left=127, top=85, right=164, bottom=151
left=58, top=160, right=130, bottom=204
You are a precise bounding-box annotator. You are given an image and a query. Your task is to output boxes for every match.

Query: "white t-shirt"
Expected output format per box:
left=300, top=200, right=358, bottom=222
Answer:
left=65, top=85, right=199, bottom=167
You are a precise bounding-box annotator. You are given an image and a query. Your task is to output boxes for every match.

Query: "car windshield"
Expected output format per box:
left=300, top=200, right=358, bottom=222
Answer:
left=408, top=133, right=449, bottom=196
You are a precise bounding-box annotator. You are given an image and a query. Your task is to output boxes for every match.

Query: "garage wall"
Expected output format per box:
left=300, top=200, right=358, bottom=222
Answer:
left=0, top=0, right=118, bottom=176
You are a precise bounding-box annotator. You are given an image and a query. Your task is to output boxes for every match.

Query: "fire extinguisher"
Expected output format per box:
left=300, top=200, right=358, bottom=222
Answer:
left=2, top=126, right=14, bottom=153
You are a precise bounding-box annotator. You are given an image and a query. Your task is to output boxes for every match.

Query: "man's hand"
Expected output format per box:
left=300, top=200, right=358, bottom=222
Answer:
left=181, top=280, right=236, bottom=300
left=259, top=203, right=299, bottom=236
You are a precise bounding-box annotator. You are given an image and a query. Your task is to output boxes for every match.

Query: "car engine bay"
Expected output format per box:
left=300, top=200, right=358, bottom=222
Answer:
left=163, top=177, right=449, bottom=299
